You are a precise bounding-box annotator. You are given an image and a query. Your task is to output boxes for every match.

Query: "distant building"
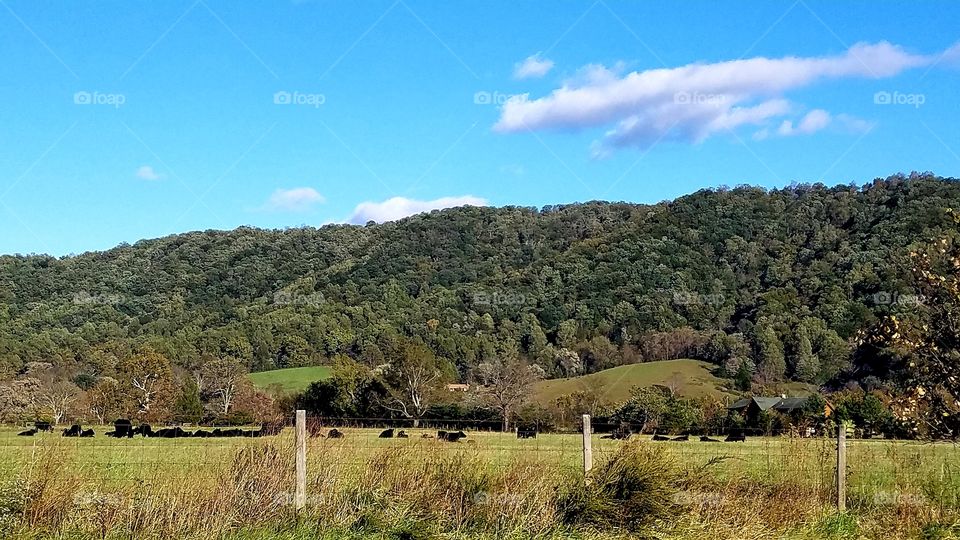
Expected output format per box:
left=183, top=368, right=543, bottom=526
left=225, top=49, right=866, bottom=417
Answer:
left=727, top=395, right=833, bottom=421
left=446, top=383, right=471, bottom=392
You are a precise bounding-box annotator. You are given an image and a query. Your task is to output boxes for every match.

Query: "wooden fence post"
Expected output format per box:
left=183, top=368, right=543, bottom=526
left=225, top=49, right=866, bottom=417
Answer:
left=295, top=410, right=306, bottom=512
left=582, top=414, right=593, bottom=478
left=836, top=425, right=846, bottom=512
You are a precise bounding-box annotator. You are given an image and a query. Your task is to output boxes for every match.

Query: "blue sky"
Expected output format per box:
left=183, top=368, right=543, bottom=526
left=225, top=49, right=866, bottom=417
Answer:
left=1, top=0, right=958, bottom=256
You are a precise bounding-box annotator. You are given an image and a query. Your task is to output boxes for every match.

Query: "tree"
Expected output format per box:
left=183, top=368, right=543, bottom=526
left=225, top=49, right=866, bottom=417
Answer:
left=382, top=342, right=450, bottom=424
left=865, top=214, right=960, bottom=438
left=792, top=326, right=820, bottom=383
left=202, top=356, right=247, bottom=415
left=612, top=386, right=669, bottom=433
left=477, top=354, right=542, bottom=431
left=755, top=323, right=786, bottom=381
left=0, top=378, right=41, bottom=423
left=554, top=348, right=582, bottom=378
left=116, top=350, right=175, bottom=421
left=173, top=380, right=204, bottom=423
left=85, top=377, right=123, bottom=424
left=35, top=380, right=81, bottom=424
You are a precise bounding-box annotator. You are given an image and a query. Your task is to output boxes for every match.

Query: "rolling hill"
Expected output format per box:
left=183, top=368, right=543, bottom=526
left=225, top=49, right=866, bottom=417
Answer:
left=534, top=359, right=734, bottom=405
left=248, top=366, right=332, bottom=393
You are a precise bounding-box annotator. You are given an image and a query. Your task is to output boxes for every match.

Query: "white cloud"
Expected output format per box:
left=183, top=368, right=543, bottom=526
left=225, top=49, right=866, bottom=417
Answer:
left=513, top=53, right=555, bottom=79
left=264, top=187, right=325, bottom=212
left=349, top=195, right=487, bottom=224
left=495, top=41, right=956, bottom=154
left=777, top=109, right=832, bottom=136
left=135, top=165, right=162, bottom=181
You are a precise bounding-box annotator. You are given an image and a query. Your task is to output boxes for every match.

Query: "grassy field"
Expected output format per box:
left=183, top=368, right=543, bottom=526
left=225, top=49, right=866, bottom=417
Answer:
left=534, top=359, right=817, bottom=405
left=248, top=366, right=331, bottom=393
left=1, top=426, right=958, bottom=539
left=534, top=359, right=735, bottom=403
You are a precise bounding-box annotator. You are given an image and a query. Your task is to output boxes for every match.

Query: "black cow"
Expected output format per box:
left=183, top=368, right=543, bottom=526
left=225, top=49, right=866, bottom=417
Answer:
left=725, top=433, right=746, bottom=442
left=327, top=428, right=344, bottom=438
left=700, top=436, right=721, bottom=442
left=156, top=427, right=190, bottom=438
left=35, top=421, right=53, bottom=432
left=80, top=429, right=95, bottom=437
left=17, top=428, right=38, bottom=436
left=652, top=434, right=671, bottom=441
left=396, top=430, right=409, bottom=438
left=440, top=430, right=467, bottom=442
left=193, top=430, right=213, bottom=438
left=62, top=425, right=82, bottom=437
left=517, top=429, right=537, bottom=439
left=379, top=428, right=395, bottom=438
left=134, top=424, right=155, bottom=437
left=106, top=419, right=134, bottom=438
left=671, top=435, right=690, bottom=441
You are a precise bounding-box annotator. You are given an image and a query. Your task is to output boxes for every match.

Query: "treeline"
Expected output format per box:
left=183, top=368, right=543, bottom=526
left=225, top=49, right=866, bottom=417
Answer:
left=0, top=173, right=957, bottom=423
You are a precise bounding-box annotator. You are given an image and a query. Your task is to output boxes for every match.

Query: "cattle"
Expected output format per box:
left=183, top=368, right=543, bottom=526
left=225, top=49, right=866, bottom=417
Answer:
left=193, top=430, right=213, bottom=438
left=379, top=428, right=395, bottom=438
left=62, top=425, right=82, bottom=437
left=259, top=422, right=284, bottom=437
left=80, top=429, right=95, bottom=437
left=724, top=433, right=746, bottom=442
left=517, top=429, right=537, bottom=439
left=327, top=428, right=344, bottom=438
left=35, top=421, right=53, bottom=432
left=156, top=427, right=190, bottom=438
left=396, top=430, right=409, bottom=438
left=440, top=430, right=467, bottom=442
left=17, top=428, right=38, bottom=436
left=671, top=435, right=690, bottom=442
left=134, top=424, right=155, bottom=437
left=699, top=436, right=721, bottom=442
left=652, top=434, right=671, bottom=441
left=106, top=419, right=134, bottom=438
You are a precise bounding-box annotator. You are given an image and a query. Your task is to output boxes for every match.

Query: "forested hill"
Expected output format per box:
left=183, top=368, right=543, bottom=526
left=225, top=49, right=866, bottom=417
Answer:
left=1, top=173, right=957, bottom=388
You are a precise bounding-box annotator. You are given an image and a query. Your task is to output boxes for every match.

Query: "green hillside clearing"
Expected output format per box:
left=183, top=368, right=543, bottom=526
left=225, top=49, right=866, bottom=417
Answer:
left=534, top=359, right=736, bottom=405
left=249, top=366, right=331, bottom=393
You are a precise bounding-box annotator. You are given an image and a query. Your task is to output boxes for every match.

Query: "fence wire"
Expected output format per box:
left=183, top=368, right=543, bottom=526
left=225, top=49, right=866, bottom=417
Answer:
left=0, top=417, right=957, bottom=513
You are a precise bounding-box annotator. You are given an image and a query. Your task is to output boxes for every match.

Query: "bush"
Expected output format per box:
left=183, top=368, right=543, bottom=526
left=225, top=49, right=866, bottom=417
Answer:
left=558, top=441, right=681, bottom=532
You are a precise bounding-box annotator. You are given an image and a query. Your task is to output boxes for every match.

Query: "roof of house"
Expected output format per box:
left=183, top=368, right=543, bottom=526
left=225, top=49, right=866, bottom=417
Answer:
left=728, top=396, right=811, bottom=412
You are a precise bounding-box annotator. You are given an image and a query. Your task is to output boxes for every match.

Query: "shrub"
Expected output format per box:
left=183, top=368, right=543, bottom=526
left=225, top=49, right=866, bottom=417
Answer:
left=558, top=441, right=681, bottom=532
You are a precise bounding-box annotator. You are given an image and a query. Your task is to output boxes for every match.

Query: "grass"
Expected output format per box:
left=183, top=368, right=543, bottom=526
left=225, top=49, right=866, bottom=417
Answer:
left=248, top=366, right=332, bottom=393
left=534, top=359, right=735, bottom=404
left=0, top=426, right=958, bottom=539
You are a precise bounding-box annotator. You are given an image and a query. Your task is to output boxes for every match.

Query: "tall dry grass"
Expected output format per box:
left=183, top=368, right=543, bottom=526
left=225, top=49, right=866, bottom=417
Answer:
left=1, top=435, right=959, bottom=539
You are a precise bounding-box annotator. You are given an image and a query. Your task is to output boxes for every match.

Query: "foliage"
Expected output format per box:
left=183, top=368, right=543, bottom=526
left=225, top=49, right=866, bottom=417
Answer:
left=1, top=174, right=959, bottom=423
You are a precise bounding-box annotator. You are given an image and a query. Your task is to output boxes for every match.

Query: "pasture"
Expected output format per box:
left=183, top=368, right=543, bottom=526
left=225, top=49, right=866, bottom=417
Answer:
left=248, top=365, right=332, bottom=393
left=0, top=426, right=958, bottom=539
left=533, top=359, right=816, bottom=403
